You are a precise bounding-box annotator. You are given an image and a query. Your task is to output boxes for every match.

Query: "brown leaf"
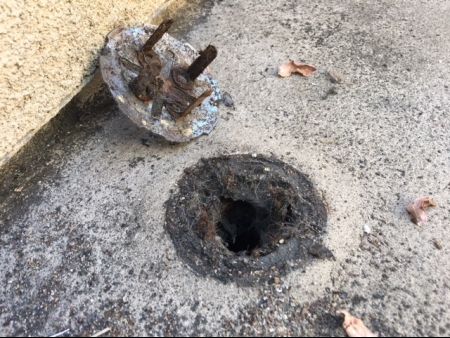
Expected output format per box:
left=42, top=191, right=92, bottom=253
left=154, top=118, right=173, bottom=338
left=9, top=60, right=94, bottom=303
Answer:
left=406, top=196, right=437, bottom=225
left=278, top=60, right=317, bottom=78
left=337, top=310, right=378, bottom=337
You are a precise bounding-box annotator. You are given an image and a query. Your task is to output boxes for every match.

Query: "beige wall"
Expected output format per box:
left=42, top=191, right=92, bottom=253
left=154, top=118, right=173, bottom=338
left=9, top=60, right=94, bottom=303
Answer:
left=0, top=0, right=182, bottom=166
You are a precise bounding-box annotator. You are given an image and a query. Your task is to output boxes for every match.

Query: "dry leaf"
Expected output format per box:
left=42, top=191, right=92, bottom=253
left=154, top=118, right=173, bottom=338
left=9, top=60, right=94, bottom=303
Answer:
left=406, top=196, right=437, bottom=225
left=278, top=60, right=317, bottom=78
left=337, top=310, right=378, bottom=337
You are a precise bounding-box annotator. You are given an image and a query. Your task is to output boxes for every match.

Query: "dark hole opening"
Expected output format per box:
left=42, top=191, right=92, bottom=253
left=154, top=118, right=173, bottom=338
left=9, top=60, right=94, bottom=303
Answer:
left=217, top=199, right=262, bottom=253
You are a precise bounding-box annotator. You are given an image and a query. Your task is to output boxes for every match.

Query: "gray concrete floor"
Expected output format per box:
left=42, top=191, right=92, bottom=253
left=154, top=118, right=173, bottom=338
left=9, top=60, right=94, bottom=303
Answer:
left=1, top=0, right=449, bottom=336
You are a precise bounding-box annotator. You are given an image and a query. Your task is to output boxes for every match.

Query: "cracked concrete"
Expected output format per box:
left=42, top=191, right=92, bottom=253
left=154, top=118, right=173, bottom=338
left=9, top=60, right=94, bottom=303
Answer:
left=0, top=0, right=449, bottom=336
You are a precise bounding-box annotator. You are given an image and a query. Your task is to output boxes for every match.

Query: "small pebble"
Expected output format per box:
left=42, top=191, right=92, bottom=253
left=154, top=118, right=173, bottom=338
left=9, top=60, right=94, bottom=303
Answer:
left=433, top=239, right=443, bottom=250
left=221, top=91, right=235, bottom=108
left=327, top=69, right=343, bottom=83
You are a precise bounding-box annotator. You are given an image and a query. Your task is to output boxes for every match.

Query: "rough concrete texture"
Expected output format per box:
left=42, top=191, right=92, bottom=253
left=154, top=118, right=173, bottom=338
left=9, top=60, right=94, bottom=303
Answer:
left=0, top=0, right=184, bottom=166
left=0, top=0, right=450, bottom=336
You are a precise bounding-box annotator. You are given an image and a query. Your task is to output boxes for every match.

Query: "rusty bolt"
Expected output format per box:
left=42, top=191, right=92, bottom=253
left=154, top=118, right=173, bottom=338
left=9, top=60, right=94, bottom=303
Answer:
left=129, top=20, right=173, bottom=102
left=186, top=45, right=218, bottom=81
left=179, top=89, right=213, bottom=118
left=142, top=19, right=174, bottom=55
left=119, top=21, right=217, bottom=119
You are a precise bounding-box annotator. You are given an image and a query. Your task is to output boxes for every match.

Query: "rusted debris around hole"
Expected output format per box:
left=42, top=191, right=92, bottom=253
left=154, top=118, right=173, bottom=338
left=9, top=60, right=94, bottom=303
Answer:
left=124, top=19, right=218, bottom=120
left=165, top=155, right=332, bottom=284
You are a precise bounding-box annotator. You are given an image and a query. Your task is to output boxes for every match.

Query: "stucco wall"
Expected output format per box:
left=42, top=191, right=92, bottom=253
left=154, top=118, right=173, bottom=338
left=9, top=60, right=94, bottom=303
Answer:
left=0, top=0, right=182, bottom=166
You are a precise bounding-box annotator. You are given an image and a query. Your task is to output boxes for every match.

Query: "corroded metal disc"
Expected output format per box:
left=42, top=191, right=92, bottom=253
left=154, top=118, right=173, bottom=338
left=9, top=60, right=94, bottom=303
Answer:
left=100, top=26, right=221, bottom=143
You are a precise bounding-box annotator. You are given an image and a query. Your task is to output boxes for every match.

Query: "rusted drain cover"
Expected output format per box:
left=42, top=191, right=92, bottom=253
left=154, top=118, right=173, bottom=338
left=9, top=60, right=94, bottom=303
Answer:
left=100, top=23, right=221, bottom=143
left=165, top=155, right=332, bottom=284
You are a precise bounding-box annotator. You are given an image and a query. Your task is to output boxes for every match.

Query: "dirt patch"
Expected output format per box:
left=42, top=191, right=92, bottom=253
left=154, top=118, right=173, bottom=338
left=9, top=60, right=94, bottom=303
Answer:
left=165, top=154, right=332, bottom=284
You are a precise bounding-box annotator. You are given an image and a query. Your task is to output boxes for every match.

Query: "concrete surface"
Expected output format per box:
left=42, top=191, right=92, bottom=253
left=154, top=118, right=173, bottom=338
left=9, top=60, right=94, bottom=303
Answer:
left=0, top=0, right=185, bottom=167
left=0, top=0, right=449, bottom=336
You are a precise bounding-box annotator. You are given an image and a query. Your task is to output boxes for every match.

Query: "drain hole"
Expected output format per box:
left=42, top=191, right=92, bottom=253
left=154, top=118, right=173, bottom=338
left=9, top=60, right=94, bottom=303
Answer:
left=218, top=199, right=260, bottom=253
left=165, top=154, right=329, bottom=283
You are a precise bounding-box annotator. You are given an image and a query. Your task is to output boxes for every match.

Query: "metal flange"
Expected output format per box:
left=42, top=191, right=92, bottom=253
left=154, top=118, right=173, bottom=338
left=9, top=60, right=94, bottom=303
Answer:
left=100, top=22, right=221, bottom=143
